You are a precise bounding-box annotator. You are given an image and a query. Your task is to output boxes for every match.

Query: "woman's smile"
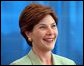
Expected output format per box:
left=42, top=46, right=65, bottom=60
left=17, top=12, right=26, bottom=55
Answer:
left=43, top=37, right=55, bottom=43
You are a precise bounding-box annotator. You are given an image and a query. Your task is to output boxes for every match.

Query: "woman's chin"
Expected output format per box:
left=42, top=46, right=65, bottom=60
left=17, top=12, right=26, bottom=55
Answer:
left=43, top=44, right=55, bottom=51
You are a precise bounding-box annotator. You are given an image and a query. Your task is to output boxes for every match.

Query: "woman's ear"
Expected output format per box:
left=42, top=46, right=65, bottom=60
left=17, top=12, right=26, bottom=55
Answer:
left=25, top=31, right=32, bottom=42
left=25, top=31, right=31, bottom=38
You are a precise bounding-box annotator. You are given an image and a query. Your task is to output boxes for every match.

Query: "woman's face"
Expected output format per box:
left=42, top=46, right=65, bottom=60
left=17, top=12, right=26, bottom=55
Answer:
left=29, top=15, right=58, bottom=51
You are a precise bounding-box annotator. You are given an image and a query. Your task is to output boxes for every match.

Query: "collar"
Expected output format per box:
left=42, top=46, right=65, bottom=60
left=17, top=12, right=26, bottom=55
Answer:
left=28, top=49, right=61, bottom=65
left=28, top=49, right=42, bottom=65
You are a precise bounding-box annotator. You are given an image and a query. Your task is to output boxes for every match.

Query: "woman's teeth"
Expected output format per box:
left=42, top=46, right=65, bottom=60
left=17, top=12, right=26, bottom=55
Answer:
left=43, top=38, right=54, bottom=42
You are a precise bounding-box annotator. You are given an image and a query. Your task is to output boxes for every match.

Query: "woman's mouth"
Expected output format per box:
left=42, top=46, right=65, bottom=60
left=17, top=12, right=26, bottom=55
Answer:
left=43, top=38, right=55, bottom=43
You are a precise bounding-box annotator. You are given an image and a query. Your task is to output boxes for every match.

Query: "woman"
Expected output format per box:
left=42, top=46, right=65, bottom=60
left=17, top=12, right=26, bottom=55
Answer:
left=10, top=3, right=76, bottom=65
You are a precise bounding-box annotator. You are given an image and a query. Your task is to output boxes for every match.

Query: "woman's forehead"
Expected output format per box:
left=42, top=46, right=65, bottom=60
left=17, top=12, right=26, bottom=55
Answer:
left=38, top=15, right=55, bottom=25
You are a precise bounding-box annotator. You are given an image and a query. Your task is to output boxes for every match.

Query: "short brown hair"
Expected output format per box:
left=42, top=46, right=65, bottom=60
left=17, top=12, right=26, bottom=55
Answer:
left=19, top=3, right=58, bottom=46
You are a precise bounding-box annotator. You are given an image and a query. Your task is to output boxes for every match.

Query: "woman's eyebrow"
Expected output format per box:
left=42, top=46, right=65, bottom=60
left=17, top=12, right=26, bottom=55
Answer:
left=51, top=23, right=56, bottom=25
left=39, top=24, right=46, bottom=25
left=39, top=22, right=56, bottom=26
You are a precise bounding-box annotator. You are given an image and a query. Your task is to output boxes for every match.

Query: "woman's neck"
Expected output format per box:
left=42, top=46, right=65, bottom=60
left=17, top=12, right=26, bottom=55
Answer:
left=32, top=47, right=52, bottom=65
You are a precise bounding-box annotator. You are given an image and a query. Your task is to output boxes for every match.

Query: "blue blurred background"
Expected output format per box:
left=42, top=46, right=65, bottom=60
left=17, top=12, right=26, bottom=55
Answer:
left=1, top=1, right=83, bottom=65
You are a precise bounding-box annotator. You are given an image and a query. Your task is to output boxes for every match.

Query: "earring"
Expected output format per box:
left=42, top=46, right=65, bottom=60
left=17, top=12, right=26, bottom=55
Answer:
left=28, top=37, right=32, bottom=41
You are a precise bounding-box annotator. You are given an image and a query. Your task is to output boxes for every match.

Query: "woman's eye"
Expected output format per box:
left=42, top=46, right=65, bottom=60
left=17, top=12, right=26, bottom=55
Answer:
left=39, top=26, right=46, bottom=29
left=52, top=24, right=56, bottom=28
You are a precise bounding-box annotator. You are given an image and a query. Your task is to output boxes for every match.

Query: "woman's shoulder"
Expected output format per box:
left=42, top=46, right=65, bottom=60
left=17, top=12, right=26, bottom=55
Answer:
left=10, top=54, right=32, bottom=65
left=52, top=53, right=76, bottom=65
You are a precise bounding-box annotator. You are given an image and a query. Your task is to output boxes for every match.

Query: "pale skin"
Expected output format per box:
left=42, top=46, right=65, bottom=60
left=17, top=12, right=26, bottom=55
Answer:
left=25, top=15, right=58, bottom=65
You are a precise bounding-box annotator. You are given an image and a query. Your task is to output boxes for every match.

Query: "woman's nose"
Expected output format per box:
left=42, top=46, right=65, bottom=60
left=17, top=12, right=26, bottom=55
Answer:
left=46, top=27, right=54, bottom=35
